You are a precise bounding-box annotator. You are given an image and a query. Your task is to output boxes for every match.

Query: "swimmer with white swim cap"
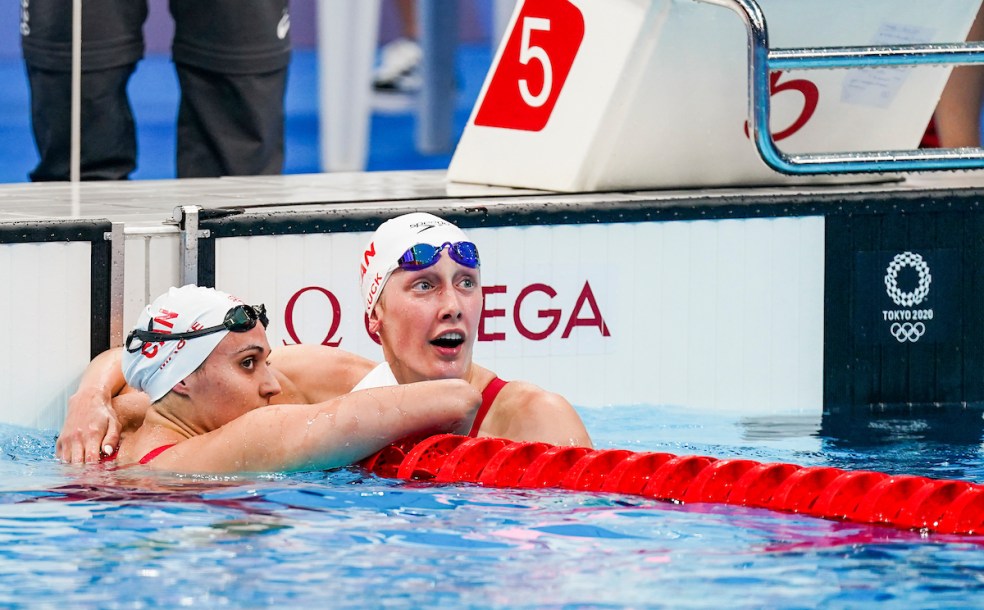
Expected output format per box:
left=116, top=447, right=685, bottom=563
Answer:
left=354, top=212, right=591, bottom=447
left=105, top=284, right=478, bottom=473
left=58, top=214, right=590, bottom=463
left=122, top=285, right=258, bottom=403
left=357, top=212, right=479, bottom=387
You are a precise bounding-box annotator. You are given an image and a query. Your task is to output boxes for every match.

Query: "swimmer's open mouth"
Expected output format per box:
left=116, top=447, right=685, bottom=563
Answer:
left=430, top=332, right=465, bottom=348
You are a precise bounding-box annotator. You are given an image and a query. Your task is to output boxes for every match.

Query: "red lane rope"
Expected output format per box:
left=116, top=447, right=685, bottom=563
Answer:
left=360, top=435, right=984, bottom=535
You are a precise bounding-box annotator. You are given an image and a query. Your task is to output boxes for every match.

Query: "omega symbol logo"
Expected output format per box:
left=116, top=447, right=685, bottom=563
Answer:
left=883, top=251, right=933, bottom=343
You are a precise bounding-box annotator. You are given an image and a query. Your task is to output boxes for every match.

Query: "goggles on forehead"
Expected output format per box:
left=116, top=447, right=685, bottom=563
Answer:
left=396, top=241, right=480, bottom=271
left=124, top=304, right=268, bottom=353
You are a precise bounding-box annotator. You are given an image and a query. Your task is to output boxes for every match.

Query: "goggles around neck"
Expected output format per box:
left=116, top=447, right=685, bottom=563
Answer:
left=396, top=241, right=480, bottom=271
left=125, top=304, right=268, bottom=353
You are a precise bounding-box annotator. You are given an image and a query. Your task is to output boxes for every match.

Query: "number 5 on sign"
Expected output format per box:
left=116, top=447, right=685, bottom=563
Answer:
left=475, top=0, right=585, bottom=132
left=743, top=71, right=820, bottom=142
left=519, top=17, right=552, bottom=108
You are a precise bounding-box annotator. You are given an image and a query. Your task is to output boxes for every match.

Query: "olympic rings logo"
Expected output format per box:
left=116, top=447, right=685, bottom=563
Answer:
left=891, top=322, right=926, bottom=343
left=884, top=252, right=931, bottom=307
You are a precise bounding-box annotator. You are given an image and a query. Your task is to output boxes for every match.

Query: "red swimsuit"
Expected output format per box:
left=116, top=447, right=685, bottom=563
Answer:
left=99, top=443, right=176, bottom=465
left=469, top=377, right=508, bottom=437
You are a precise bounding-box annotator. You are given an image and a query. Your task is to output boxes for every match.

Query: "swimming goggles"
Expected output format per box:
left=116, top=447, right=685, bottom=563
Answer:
left=125, top=304, right=268, bottom=353
left=397, top=241, right=480, bottom=271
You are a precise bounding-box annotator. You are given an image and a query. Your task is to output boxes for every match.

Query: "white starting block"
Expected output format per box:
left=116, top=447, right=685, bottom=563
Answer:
left=448, top=0, right=984, bottom=191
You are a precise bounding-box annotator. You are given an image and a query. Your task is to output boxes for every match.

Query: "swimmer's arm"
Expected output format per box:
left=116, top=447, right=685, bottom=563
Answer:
left=486, top=383, right=593, bottom=448
left=147, top=379, right=481, bottom=474
left=58, top=347, right=147, bottom=463
left=270, top=344, right=376, bottom=403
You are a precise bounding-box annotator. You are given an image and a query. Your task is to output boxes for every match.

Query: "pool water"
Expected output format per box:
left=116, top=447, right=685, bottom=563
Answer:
left=2, top=405, right=984, bottom=609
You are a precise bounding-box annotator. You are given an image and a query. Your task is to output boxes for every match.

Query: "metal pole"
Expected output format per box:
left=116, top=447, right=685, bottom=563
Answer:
left=417, top=0, right=460, bottom=154
left=316, top=0, right=380, bottom=172
left=695, top=0, right=984, bottom=174
left=70, top=0, right=82, bottom=184
left=108, top=222, right=125, bottom=347
left=769, top=42, right=984, bottom=70
left=178, top=206, right=201, bottom=287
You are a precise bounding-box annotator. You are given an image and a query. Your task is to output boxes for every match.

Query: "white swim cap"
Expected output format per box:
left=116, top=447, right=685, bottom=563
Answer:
left=122, top=285, right=245, bottom=402
left=358, top=212, right=470, bottom=316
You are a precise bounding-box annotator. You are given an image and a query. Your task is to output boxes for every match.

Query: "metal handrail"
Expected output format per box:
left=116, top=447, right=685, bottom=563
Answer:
left=698, top=0, right=984, bottom=175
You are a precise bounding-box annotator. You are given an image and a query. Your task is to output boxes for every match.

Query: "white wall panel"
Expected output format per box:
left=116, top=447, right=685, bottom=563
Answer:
left=0, top=242, right=92, bottom=429
left=214, top=216, right=825, bottom=415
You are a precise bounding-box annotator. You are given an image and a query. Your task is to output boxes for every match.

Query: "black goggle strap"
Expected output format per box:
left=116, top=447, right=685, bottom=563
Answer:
left=124, top=304, right=267, bottom=353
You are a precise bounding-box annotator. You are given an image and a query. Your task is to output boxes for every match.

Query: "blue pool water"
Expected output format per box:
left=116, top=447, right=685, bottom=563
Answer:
left=2, top=405, right=984, bottom=609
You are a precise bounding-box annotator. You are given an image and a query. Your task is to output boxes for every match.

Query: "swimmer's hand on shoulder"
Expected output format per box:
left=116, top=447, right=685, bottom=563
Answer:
left=58, top=385, right=121, bottom=464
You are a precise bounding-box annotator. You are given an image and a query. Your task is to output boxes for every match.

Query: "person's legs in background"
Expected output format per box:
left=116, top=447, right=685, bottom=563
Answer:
left=374, top=0, right=423, bottom=93
left=934, top=5, right=984, bottom=147
left=20, top=0, right=147, bottom=181
left=172, top=64, right=287, bottom=178
left=169, top=0, right=290, bottom=177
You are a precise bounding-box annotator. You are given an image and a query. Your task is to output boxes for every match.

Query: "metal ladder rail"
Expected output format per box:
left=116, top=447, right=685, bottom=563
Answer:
left=699, top=0, right=984, bottom=175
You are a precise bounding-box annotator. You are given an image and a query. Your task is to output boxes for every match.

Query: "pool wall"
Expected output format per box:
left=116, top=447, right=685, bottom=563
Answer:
left=1, top=172, right=982, bottom=431
left=0, top=219, right=111, bottom=428
left=206, top=210, right=825, bottom=414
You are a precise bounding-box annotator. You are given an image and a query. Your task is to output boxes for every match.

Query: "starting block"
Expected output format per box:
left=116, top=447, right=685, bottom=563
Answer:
left=448, top=0, right=983, bottom=191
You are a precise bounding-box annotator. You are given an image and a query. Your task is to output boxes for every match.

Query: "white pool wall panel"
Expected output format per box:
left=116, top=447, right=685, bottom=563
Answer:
left=0, top=242, right=92, bottom=429
left=214, top=216, right=825, bottom=413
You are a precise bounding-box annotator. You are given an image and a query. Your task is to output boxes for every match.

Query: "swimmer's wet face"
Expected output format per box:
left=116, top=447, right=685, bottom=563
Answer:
left=373, top=253, right=483, bottom=384
left=122, top=285, right=268, bottom=403
left=359, top=213, right=483, bottom=384
left=175, top=322, right=282, bottom=427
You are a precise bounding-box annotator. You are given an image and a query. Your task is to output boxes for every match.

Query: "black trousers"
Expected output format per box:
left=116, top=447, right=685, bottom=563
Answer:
left=21, top=0, right=291, bottom=181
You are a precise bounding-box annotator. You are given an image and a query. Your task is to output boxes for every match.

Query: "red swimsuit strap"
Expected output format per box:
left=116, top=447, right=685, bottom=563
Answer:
left=138, top=444, right=177, bottom=465
left=469, top=377, right=508, bottom=437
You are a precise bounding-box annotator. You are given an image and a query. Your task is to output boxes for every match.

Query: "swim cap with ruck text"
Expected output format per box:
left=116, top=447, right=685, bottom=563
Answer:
left=122, top=285, right=246, bottom=402
left=358, top=212, right=470, bottom=316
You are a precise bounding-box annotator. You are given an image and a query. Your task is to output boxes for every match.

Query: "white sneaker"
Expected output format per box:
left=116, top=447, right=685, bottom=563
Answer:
left=373, top=37, right=423, bottom=93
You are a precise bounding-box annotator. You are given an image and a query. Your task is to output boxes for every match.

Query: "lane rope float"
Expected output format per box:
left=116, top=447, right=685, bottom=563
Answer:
left=360, top=434, right=984, bottom=535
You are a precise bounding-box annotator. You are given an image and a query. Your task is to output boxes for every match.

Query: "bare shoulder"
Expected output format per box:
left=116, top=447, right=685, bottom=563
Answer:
left=270, top=343, right=373, bottom=369
left=270, top=344, right=375, bottom=403
left=497, top=381, right=567, bottom=412
left=486, top=381, right=592, bottom=447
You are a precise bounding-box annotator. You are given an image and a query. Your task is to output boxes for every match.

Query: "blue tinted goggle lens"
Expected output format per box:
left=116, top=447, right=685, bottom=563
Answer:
left=397, top=241, right=480, bottom=271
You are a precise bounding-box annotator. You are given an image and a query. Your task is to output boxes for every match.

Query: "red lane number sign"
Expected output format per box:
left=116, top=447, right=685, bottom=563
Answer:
left=475, top=0, right=584, bottom=132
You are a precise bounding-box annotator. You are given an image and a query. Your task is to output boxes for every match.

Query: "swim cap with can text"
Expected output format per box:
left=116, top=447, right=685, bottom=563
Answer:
left=122, top=285, right=244, bottom=402
left=358, top=212, right=470, bottom=316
